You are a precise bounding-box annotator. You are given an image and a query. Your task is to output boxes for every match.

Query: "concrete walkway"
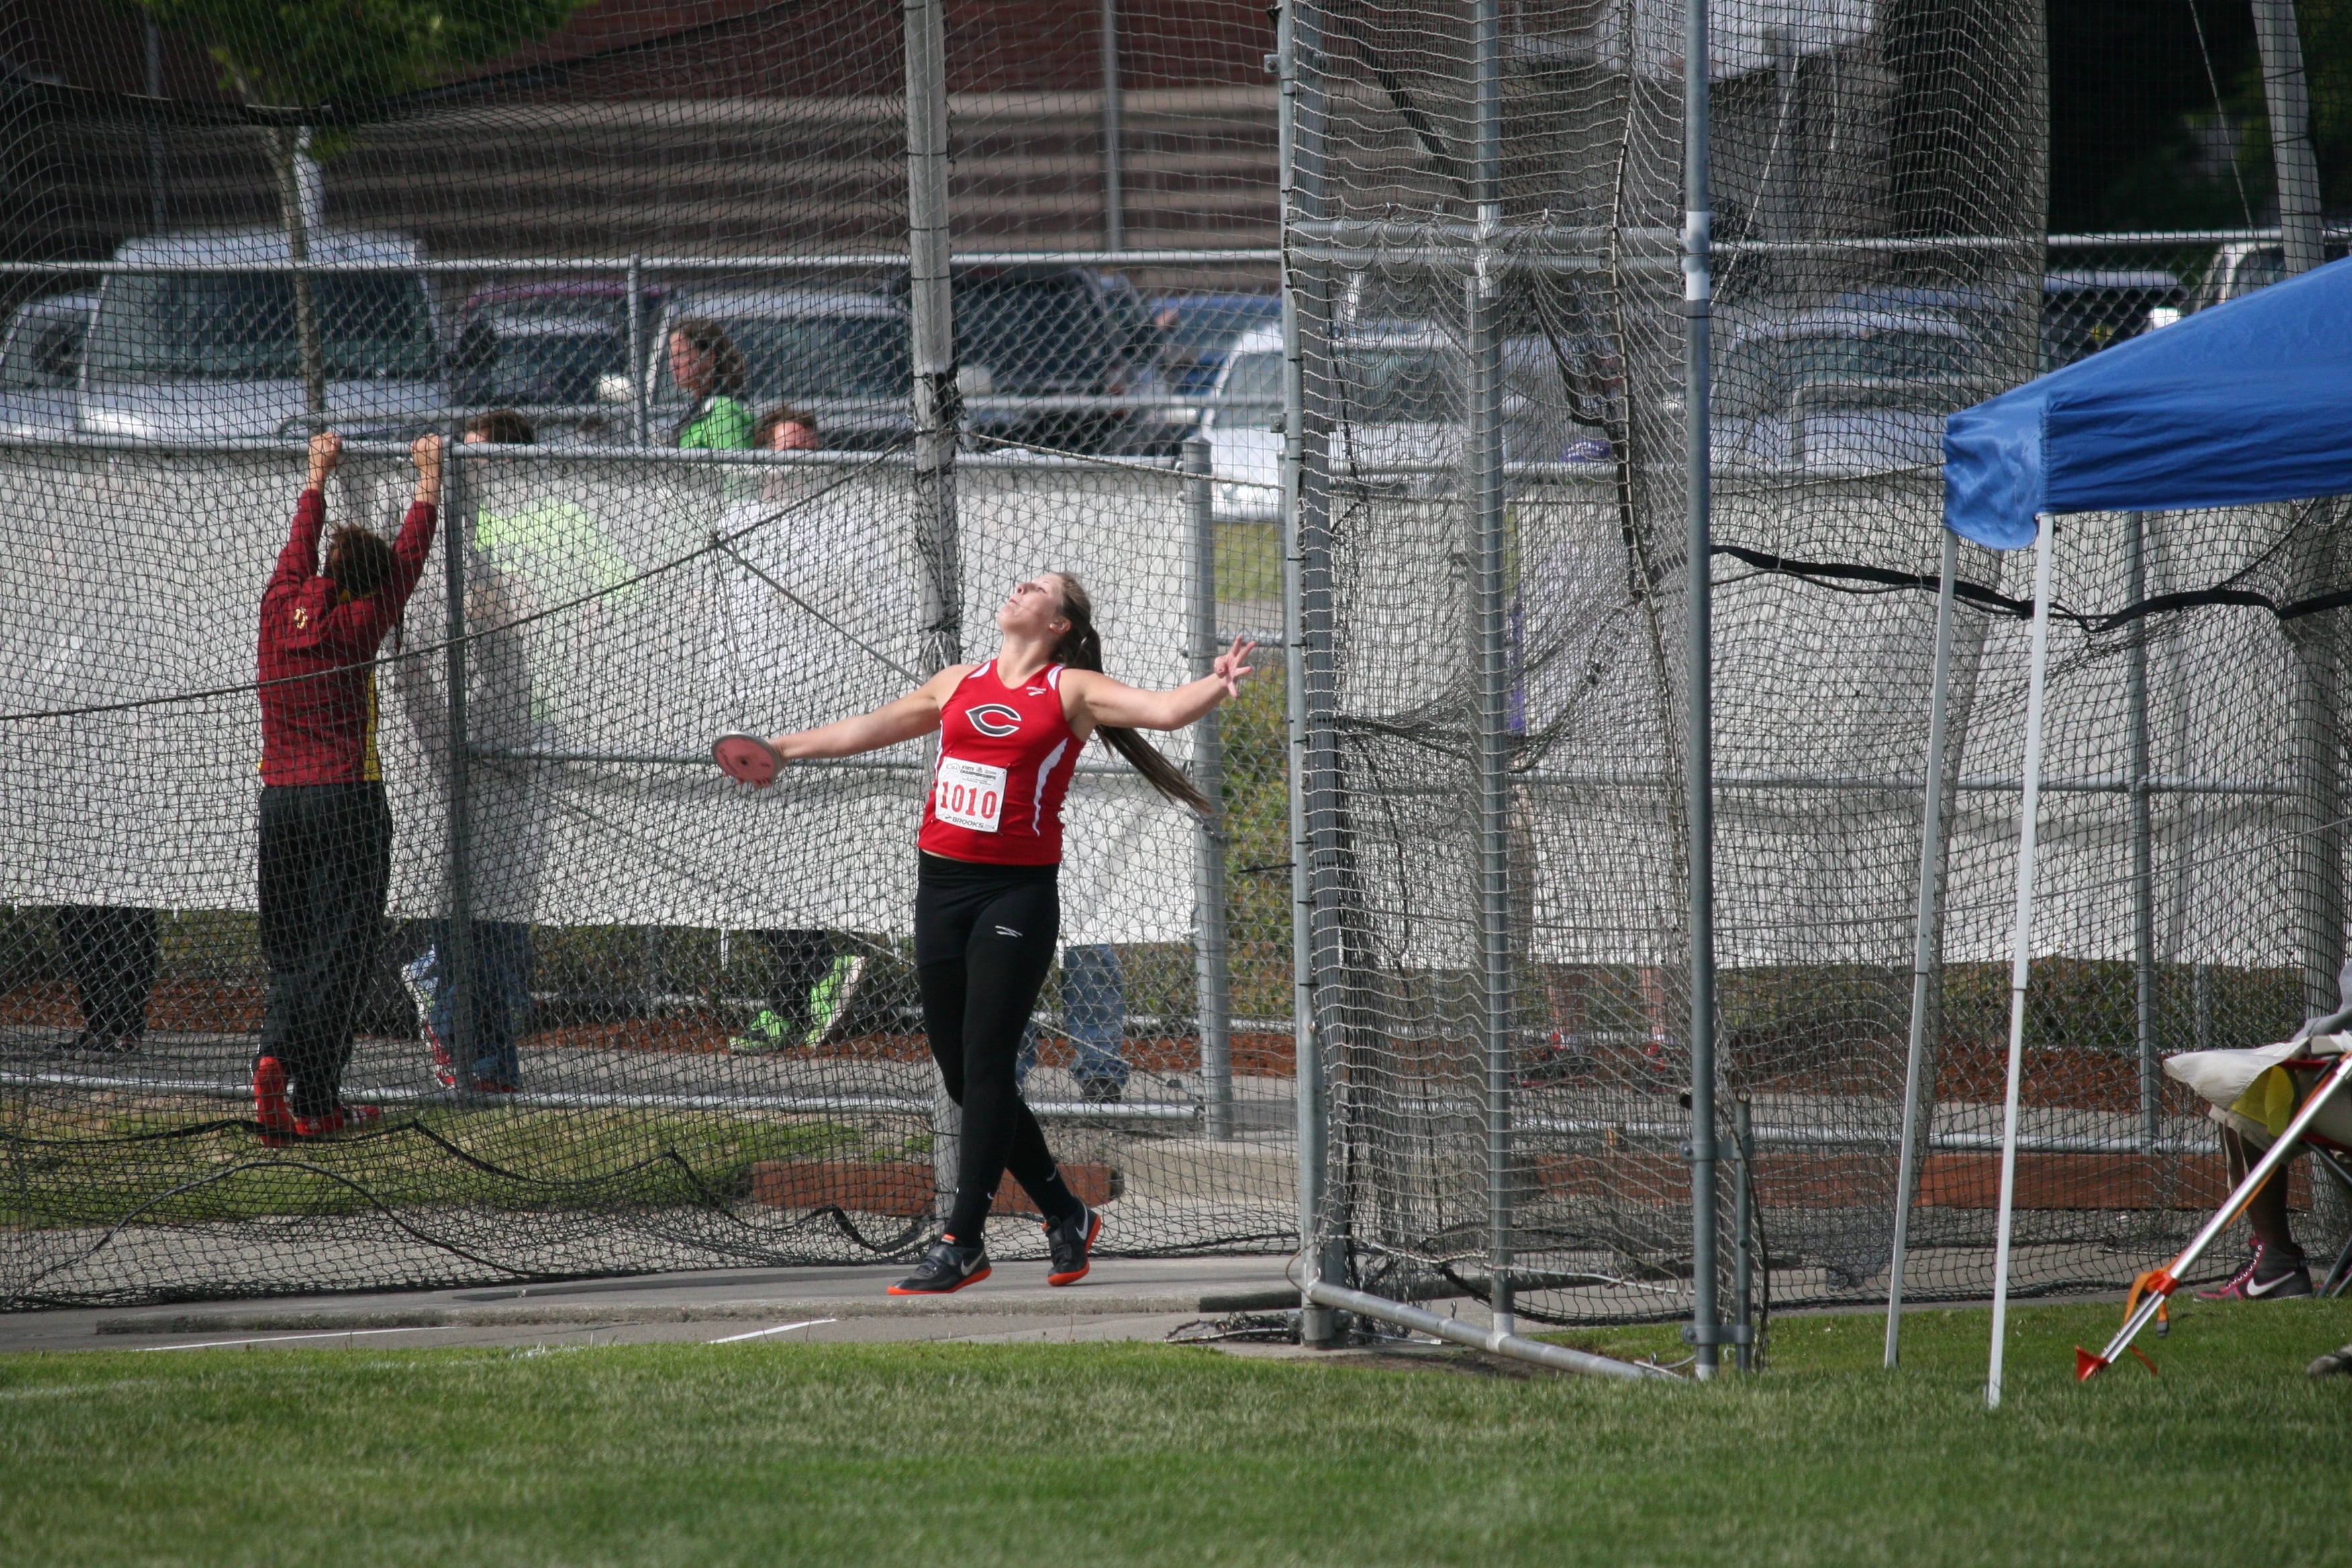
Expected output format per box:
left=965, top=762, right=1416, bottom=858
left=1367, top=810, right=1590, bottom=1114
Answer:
left=0, top=1254, right=1338, bottom=1357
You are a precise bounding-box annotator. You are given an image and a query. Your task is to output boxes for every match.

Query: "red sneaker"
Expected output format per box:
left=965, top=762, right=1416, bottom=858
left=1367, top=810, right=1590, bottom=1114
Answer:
left=467, top=1077, right=518, bottom=1095
left=253, top=1057, right=296, bottom=1146
left=292, top=1103, right=385, bottom=1140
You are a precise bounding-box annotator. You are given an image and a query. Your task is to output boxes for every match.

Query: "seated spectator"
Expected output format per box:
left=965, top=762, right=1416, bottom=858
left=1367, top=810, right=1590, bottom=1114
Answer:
left=728, top=402, right=866, bottom=1054
left=50, top=905, right=158, bottom=1055
left=402, top=407, right=629, bottom=1093
left=752, top=405, right=820, bottom=452
left=1016, top=945, right=1130, bottom=1103
left=669, top=320, right=752, bottom=450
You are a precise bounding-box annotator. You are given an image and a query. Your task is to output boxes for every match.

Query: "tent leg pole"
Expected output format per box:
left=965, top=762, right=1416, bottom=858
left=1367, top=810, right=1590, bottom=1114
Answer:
left=2126, top=511, right=2159, bottom=1147
left=1887, top=528, right=1959, bottom=1369
left=1989, top=512, right=2057, bottom=1411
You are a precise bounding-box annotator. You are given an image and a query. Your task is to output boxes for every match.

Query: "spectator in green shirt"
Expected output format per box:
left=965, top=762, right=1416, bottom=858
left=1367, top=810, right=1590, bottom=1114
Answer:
left=669, top=318, right=753, bottom=450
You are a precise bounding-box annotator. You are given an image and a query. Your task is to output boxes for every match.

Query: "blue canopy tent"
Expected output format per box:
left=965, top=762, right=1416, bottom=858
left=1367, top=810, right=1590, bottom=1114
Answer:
left=1945, top=258, right=2352, bottom=550
left=1881, top=258, right=2352, bottom=1404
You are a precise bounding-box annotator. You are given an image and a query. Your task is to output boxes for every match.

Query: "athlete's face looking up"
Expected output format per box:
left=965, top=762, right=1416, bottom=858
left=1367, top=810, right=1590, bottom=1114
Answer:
left=998, top=575, right=1071, bottom=640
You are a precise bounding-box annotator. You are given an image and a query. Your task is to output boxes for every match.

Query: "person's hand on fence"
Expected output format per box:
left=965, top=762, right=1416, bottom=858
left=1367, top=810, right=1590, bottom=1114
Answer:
left=306, top=432, right=342, bottom=492
left=411, top=433, right=444, bottom=509
left=1212, top=636, right=1257, bottom=700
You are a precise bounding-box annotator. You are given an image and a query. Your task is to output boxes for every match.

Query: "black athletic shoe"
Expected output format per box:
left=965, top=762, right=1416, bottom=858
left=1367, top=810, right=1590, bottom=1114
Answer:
left=2196, top=1240, right=2314, bottom=1301
left=888, top=1236, right=991, bottom=1296
left=1044, top=1204, right=1101, bottom=1286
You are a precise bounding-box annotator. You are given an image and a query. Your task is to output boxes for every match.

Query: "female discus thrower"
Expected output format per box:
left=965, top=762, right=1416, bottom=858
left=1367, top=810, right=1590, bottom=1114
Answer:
left=723, top=574, right=1253, bottom=1294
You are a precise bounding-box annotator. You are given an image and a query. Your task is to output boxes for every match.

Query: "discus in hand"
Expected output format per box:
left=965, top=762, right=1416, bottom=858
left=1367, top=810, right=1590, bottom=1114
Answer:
left=713, top=732, right=784, bottom=789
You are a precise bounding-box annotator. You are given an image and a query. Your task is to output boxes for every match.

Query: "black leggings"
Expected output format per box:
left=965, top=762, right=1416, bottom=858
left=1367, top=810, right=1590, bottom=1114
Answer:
left=258, top=783, right=392, bottom=1116
left=915, top=853, right=1081, bottom=1240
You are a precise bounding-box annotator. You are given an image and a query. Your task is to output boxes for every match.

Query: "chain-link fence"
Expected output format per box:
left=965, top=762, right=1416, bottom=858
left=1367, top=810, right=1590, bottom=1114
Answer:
left=1, top=0, right=1300, bottom=1307
left=5, top=1, right=2346, bottom=1329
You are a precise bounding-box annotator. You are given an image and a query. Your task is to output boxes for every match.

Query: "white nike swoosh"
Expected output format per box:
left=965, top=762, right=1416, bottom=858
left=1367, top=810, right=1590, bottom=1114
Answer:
left=2244, top=1271, right=2302, bottom=1297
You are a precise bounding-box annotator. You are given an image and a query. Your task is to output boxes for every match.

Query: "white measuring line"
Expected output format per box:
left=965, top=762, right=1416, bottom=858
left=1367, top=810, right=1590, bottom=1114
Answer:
left=707, top=1318, right=836, bottom=1344
left=138, top=1326, right=452, bottom=1353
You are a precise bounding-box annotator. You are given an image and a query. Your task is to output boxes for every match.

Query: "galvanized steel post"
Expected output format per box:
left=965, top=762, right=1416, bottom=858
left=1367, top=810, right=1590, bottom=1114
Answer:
left=440, top=437, right=476, bottom=1087
left=1887, top=529, right=1960, bottom=1367
left=1280, top=0, right=1342, bottom=1346
left=905, top=0, right=963, bottom=1213
left=1470, top=0, right=1515, bottom=1338
left=1186, top=437, right=1235, bottom=1140
left=1681, top=0, right=1722, bottom=1381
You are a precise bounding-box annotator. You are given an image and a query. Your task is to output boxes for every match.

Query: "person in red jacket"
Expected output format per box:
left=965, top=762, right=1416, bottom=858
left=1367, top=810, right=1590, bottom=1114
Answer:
left=252, top=432, right=442, bottom=1142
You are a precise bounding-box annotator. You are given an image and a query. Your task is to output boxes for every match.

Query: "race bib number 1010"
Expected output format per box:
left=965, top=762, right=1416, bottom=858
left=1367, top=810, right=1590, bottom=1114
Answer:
left=933, top=756, right=1007, bottom=833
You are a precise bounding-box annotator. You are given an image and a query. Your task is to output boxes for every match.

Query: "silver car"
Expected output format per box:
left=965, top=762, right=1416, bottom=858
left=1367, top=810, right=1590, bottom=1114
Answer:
left=0, top=291, right=93, bottom=437
left=79, top=227, right=448, bottom=440
left=1713, top=307, right=1998, bottom=475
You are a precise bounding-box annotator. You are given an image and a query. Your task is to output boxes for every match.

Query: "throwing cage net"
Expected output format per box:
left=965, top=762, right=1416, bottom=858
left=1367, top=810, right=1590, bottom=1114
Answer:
left=1, top=0, right=1296, bottom=1306
left=4, top=0, right=2342, bottom=1326
left=1287, top=0, right=2343, bottom=1339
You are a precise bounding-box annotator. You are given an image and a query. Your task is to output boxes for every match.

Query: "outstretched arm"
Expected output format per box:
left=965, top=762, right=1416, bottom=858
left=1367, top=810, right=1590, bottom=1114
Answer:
left=1065, top=637, right=1257, bottom=732
left=767, top=665, right=970, bottom=761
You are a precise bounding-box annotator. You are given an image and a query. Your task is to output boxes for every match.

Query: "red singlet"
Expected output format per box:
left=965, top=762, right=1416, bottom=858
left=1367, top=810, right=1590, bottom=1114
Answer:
left=918, top=660, right=1081, bottom=866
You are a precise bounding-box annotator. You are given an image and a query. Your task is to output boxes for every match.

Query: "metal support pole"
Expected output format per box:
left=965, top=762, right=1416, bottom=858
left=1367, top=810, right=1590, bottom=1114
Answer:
left=1100, top=0, right=1124, bottom=254
left=1470, top=0, right=1515, bottom=1339
left=1988, top=512, right=2058, bottom=1411
left=2126, top=512, right=2159, bottom=1145
left=1280, top=0, right=1341, bottom=1346
left=1887, top=532, right=1960, bottom=1367
left=440, top=440, right=476, bottom=1087
left=905, top=0, right=962, bottom=680
left=1186, top=437, right=1234, bottom=1139
left=905, top=0, right=963, bottom=1215
left=2253, top=0, right=2326, bottom=277
left=628, top=254, right=648, bottom=446
left=1681, top=0, right=1722, bottom=1382
left=144, top=21, right=167, bottom=232
left=1732, top=1095, right=1755, bottom=1373
left=2287, top=621, right=2344, bottom=1021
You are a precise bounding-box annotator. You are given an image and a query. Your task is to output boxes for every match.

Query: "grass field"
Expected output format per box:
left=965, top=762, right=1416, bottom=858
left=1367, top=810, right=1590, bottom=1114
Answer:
left=6, top=1300, right=2351, bottom=1566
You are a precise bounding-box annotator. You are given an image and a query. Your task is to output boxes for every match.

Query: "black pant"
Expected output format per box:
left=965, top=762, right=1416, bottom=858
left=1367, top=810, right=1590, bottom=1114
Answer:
left=258, top=783, right=392, bottom=1117
left=756, top=928, right=836, bottom=1032
left=914, top=853, right=1081, bottom=1239
left=57, top=905, right=158, bottom=1045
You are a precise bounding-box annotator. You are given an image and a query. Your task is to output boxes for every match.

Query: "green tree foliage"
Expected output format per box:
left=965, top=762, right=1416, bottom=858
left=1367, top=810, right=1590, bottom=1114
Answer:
left=2241, top=0, right=2352, bottom=214
left=127, top=0, right=593, bottom=117
left=119, top=0, right=596, bottom=421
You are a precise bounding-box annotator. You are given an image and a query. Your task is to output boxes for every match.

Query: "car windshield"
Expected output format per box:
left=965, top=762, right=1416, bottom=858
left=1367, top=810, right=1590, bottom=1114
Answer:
left=1722, top=328, right=1968, bottom=411
left=1, top=310, right=85, bottom=389
left=1157, top=297, right=1280, bottom=356
left=87, top=273, right=438, bottom=381
left=957, top=283, right=1123, bottom=391
left=723, top=315, right=910, bottom=401
left=1220, top=350, right=1283, bottom=404
left=1220, top=346, right=1457, bottom=421
left=486, top=328, right=624, bottom=403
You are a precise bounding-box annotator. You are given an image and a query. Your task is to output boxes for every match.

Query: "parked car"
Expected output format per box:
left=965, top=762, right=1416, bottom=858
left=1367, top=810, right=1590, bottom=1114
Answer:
left=1202, top=320, right=1600, bottom=518
left=1713, top=307, right=1998, bottom=475
left=0, top=291, right=93, bottom=436
left=78, top=227, right=447, bottom=440
left=2189, top=237, right=2352, bottom=311
left=637, top=287, right=910, bottom=448
left=935, top=266, right=1161, bottom=453
left=454, top=281, right=667, bottom=438
left=2041, top=269, right=2184, bottom=369
left=1147, top=291, right=1282, bottom=397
